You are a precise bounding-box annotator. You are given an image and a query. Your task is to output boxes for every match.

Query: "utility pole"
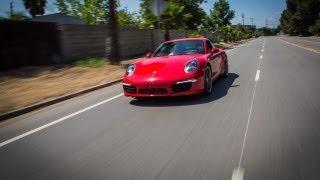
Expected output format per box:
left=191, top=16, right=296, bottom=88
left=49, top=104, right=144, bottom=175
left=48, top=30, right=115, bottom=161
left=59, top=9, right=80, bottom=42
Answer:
left=265, top=18, right=269, bottom=28
left=241, top=13, right=245, bottom=26
left=250, top=18, right=256, bottom=37
left=9, top=1, right=14, bottom=17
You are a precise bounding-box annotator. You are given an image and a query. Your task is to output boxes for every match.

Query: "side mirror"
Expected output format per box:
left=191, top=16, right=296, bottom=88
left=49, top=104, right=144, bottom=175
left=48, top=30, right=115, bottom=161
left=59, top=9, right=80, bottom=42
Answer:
left=146, top=53, right=152, bottom=58
left=211, top=48, right=220, bottom=54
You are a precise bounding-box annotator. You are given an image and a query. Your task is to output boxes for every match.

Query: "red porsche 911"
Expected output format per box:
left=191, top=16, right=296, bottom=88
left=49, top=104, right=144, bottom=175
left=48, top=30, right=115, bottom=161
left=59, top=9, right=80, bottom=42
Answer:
left=122, top=37, right=228, bottom=97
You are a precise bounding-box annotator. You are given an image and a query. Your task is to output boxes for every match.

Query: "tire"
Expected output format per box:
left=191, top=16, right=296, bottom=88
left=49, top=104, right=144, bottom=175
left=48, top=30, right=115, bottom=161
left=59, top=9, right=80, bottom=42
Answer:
left=222, top=60, right=228, bottom=78
left=203, top=66, right=213, bottom=95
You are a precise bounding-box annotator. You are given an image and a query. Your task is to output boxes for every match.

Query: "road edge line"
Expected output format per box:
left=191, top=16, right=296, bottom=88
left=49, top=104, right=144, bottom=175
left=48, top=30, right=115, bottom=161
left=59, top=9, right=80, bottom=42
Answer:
left=278, top=38, right=320, bottom=54
left=0, top=93, right=123, bottom=148
left=0, top=79, right=122, bottom=121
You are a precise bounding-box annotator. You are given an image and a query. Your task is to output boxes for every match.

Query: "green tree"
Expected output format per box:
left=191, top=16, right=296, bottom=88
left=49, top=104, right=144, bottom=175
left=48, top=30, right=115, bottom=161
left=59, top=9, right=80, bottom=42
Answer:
left=3, top=1, right=29, bottom=20
left=55, top=0, right=69, bottom=14
left=177, top=0, right=206, bottom=30
left=204, top=0, right=235, bottom=31
left=9, top=12, right=29, bottom=20
left=56, top=0, right=117, bottom=24
left=139, top=0, right=205, bottom=30
left=139, top=0, right=157, bottom=28
left=309, top=13, right=320, bottom=35
left=161, top=1, right=193, bottom=40
left=118, top=8, right=141, bottom=27
left=280, top=0, right=320, bottom=36
left=23, top=0, right=46, bottom=17
left=280, top=9, right=294, bottom=34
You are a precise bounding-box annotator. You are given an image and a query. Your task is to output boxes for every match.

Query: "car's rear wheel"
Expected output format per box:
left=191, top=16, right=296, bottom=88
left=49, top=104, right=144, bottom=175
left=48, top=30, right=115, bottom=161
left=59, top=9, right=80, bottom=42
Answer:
left=222, top=60, right=228, bottom=78
left=204, top=66, right=213, bottom=95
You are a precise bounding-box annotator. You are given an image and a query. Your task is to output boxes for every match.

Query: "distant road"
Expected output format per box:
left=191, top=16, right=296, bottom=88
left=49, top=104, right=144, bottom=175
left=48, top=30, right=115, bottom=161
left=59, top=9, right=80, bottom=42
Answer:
left=1, top=36, right=320, bottom=180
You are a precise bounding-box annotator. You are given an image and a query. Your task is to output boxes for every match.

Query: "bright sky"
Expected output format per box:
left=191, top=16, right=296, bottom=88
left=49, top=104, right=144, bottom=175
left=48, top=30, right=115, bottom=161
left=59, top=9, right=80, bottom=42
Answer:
left=0, top=0, right=286, bottom=28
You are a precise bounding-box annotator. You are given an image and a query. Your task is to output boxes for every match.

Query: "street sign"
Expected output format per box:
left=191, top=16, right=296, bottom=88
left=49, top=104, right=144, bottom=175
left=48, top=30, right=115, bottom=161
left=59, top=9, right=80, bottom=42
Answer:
left=149, top=0, right=168, bottom=17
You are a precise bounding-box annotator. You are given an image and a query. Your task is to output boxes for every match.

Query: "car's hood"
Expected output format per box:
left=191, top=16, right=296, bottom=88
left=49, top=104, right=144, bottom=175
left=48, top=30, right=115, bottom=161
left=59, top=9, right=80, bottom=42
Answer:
left=125, top=54, right=205, bottom=85
left=135, top=54, right=203, bottom=76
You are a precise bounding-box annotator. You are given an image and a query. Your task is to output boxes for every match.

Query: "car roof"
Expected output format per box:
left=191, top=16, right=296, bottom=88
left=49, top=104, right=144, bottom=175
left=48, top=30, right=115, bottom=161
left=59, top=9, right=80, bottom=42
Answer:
left=165, top=37, right=208, bottom=43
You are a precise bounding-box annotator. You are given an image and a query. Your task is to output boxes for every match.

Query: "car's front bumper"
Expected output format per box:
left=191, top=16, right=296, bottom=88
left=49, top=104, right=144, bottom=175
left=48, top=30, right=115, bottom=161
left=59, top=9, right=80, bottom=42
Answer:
left=122, top=77, right=204, bottom=97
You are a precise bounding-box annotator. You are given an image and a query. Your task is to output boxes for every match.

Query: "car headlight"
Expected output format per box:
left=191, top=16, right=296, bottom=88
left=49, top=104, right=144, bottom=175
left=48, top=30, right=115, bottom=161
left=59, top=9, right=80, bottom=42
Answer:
left=184, top=59, right=199, bottom=73
left=126, top=64, right=135, bottom=76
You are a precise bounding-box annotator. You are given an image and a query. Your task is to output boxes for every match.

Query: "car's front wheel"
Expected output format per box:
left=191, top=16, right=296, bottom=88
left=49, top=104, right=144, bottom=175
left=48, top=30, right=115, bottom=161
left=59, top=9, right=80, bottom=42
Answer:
left=204, top=66, right=213, bottom=95
left=222, top=60, right=228, bottom=78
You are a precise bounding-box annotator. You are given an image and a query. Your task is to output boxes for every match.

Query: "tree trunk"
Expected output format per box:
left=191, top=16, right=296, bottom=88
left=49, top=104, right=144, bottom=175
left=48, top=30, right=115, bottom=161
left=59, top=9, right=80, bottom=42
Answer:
left=108, top=0, right=120, bottom=64
left=164, top=27, right=170, bottom=41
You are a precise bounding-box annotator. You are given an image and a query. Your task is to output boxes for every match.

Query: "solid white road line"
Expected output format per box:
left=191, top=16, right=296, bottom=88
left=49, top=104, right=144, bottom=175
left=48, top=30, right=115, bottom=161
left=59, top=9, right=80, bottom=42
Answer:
left=0, top=93, right=124, bottom=148
left=255, top=70, right=260, bottom=81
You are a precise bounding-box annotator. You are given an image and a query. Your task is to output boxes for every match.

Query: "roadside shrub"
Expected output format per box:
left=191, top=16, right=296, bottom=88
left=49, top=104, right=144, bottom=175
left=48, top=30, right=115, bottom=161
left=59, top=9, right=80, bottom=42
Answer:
left=74, top=58, right=108, bottom=68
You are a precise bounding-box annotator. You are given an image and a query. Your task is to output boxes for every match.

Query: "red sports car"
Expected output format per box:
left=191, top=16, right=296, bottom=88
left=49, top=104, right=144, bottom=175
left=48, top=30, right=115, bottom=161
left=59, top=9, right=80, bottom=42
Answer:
left=122, top=37, right=228, bottom=97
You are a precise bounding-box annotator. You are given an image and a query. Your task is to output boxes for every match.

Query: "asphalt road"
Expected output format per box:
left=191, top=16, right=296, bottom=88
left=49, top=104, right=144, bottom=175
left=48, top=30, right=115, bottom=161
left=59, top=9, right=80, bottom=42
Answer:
left=1, top=36, right=320, bottom=180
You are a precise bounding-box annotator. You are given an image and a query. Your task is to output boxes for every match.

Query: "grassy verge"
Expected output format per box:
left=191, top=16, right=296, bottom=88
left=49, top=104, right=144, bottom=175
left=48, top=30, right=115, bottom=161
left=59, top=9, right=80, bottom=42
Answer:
left=0, top=58, right=136, bottom=114
left=74, top=57, right=109, bottom=68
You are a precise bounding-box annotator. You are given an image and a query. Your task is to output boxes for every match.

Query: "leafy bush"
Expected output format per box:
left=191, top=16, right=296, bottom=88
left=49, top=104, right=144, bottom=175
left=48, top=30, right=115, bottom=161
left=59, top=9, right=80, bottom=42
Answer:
left=74, top=58, right=108, bottom=68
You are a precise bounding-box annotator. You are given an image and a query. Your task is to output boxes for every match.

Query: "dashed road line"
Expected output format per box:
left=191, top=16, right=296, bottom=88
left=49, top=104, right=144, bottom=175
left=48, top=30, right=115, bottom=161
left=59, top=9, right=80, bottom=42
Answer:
left=255, top=70, right=260, bottom=81
left=232, top=39, right=264, bottom=180
left=232, top=167, right=244, bottom=180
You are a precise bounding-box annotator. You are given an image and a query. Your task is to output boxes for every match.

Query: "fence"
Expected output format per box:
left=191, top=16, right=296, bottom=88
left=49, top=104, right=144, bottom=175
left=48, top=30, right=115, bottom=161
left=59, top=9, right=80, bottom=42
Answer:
left=59, top=25, right=190, bottom=61
left=1, top=20, right=216, bottom=69
left=0, top=20, right=61, bottom=69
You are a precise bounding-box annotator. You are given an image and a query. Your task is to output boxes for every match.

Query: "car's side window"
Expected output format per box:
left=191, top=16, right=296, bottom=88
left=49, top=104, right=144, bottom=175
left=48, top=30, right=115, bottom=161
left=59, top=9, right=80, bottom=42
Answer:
left=206, top=40, right=213, bottom=53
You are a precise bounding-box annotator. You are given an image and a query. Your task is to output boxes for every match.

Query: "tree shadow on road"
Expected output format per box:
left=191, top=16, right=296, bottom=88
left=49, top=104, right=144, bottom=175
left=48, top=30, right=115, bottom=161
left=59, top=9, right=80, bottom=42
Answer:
left=129, top=73, right=239, bottom=107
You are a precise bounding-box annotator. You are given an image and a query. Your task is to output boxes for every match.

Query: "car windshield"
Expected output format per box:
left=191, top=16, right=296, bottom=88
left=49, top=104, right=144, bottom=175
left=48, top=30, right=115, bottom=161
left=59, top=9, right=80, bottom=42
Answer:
left=153, top=40, right=204, bottom=57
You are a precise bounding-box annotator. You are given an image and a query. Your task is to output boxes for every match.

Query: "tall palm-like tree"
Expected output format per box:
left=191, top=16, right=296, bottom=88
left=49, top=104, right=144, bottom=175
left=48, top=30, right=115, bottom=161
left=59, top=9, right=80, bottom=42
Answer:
left=108, top=0, right=120, bottom=64
left=23, top=0, right=46, bottom=17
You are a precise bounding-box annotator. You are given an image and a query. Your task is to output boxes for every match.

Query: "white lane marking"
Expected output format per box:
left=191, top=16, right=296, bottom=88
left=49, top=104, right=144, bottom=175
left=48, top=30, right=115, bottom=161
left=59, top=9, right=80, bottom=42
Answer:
left=0, top=93, right=124, bottom=148
left=233, top=40, right=264, bottom=178
left=255, top=70, right=260, bottom=81
left=235, top=75, right=258, bottom=175
left=259, top=55, right=263, bottom=59
left=232, top=167, right=244, bottom=180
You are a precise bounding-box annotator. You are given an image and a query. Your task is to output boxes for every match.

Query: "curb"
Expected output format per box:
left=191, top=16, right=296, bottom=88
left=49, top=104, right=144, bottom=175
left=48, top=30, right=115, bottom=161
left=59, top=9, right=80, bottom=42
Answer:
left=0, top=79, right=122, bottom=121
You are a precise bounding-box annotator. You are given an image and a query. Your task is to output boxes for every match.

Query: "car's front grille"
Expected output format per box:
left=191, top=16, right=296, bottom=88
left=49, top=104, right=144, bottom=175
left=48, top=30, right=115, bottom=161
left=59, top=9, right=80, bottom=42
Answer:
left=123, top=85, right=137, bottom=94
left=171, top=82, right=192, bottom=93
left=139, top=88, right=168, bottom=94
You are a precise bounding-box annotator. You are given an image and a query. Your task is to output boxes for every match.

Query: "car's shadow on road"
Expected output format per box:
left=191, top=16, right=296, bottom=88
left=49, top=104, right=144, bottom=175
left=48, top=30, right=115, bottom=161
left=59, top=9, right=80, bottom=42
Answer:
left=129, top=73, right=239, bottom=107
